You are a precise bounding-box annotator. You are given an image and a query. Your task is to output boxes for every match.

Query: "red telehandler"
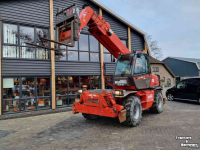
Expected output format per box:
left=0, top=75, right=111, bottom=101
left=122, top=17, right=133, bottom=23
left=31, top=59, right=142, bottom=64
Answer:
left=27, top=4, right=165, bottom=127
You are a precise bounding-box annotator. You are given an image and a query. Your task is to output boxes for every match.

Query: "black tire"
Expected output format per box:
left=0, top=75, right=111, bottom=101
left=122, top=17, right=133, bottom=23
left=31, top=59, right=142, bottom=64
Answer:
left=82, top=113, right=100, bottom=120
left=167, top=93, right=174, bottom=101
left=122, top=96, right=142, bottom=127
left=150, top=91, right=163, bottom=114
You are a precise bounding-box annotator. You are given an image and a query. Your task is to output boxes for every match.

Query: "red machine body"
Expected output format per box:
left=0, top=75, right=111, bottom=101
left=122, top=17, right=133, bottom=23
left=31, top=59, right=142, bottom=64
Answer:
left=56, top=5, right=164, bottom=125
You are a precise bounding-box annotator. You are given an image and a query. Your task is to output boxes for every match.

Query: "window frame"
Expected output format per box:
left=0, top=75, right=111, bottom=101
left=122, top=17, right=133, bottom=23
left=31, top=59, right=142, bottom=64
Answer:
left=55, top=75, right=101, bottom=107
left=1, top=22, right=50, bottom=60
left=55, top=33, right=100, bottom=62
left=2, top=76, right=51, bottom=114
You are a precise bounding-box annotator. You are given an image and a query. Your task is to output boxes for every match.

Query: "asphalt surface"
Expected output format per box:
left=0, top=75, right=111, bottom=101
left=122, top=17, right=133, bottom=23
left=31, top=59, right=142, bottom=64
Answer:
left=0, top=100, right=200, bottom=150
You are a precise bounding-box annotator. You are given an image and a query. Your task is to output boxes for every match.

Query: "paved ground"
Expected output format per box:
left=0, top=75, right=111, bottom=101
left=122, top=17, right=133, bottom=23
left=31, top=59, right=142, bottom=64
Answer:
left=0, top=100, right=200, bottom=150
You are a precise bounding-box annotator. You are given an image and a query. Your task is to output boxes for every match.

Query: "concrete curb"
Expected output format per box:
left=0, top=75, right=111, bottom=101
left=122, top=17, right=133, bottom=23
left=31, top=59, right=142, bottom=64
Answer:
left=0, top=107, right=72, bottom=121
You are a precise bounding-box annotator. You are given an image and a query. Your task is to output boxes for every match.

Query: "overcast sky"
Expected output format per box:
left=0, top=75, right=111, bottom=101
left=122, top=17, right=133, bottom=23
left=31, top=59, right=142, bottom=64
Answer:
left=99, top=0, right=200, bottom=60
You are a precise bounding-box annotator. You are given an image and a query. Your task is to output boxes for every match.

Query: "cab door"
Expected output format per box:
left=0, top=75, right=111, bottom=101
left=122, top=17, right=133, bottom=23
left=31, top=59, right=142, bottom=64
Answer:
left=133, top=53, right=151, bottom=90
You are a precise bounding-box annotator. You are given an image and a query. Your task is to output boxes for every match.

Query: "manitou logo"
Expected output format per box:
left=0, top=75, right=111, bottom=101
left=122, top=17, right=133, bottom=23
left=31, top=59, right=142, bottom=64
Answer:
left=148, top=94, right=153, bottom=99
left=115, top=80, right=127, bottom=86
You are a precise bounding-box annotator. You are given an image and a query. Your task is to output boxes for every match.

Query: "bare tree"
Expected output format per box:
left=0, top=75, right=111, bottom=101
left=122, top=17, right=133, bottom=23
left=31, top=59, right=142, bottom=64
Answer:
left=147, top=35, right=162, bottom=60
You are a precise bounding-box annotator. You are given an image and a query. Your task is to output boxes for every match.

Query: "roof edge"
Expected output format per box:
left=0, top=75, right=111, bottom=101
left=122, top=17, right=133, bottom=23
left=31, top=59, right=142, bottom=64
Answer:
left=90, top=0, right=152, bottom=56
left=163, top=57, right=200, bottom=70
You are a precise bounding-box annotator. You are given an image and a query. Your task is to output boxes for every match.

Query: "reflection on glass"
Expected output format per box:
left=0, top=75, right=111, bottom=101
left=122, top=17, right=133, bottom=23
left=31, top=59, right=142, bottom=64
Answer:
left=3, top=24, right=18, bottom=44
left=56, top=96, right=68, bottom=106
left=56, top=50, right=66, bottom=60
left=36, top=28, right=48, bottom=46
left=3, top=78, right=20, bottom=99
left=20, top=47, right=35, bottom=59
left=21, top=99, right=36, bottom=111
left=91, top=76, right=100, bottom=89
left=20, top=26, right=34, bottom=46
left=56, top=76, right=68, bottom=95
left=69, top=95, right=76, bottom=105
left=103, top=47, right=109, bottom=52
left=55, top=45, right=66, bottom=60
left=68, top=41, right=78, bottom=50
left=22, top=77, right=35, bottom=97
left=79, top=34, right=88, bottom=51
left=90, top=53, right=99, bottom=62
left=36, top=48, right=49, bottom=59
left=69, top=76, right=79, bottom=94
left=90, top=35, right=99, bottom=52
left=3, top=100, right=20, bottom=112
left=105, top=76, right=113, bottom=89
left=3, top=46, right=19, bottom=58
left=104, top=53, right=111, bottom=62
left=80, top=52, right=89, bottom=61
left=68, top=51, right=78, bottom=61
left=80, top=76, right=90, bottom=90
left=37, top=98, right=51, bottom=109
left=37, top=78, right=50, bottom=96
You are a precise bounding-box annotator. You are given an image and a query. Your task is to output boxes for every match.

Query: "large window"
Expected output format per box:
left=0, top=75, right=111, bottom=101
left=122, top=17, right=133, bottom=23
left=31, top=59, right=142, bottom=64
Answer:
left=3, top=23, right=49, bottom=59
left=55, top=34, right=99, bottom=62
left=2, top=77, right=51, bottom=113
left=104, top=39, right=127, bottom=62
left=56, top=76, right=100, bottom=107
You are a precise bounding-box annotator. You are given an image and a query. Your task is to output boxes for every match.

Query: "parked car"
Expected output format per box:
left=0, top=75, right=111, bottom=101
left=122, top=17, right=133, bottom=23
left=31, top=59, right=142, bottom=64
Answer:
left=166, top=78, right=200, bottom=104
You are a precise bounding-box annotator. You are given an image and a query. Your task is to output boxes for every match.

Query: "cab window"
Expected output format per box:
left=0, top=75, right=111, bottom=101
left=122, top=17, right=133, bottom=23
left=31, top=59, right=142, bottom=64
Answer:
left=134, top=54, right=146, bottom=74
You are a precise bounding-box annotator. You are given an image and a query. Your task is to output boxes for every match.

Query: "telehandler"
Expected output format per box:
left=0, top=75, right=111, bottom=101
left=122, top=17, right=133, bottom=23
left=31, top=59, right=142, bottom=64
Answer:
left=27, top=4, right=165, bottom=127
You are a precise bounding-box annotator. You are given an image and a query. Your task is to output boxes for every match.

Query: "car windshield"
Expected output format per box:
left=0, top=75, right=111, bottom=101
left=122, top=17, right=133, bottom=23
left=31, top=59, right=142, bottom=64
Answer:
left=115, top=54, right=134, bottom=76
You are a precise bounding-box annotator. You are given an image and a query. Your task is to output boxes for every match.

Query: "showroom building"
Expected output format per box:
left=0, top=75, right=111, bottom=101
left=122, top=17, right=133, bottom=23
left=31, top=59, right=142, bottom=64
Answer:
left=0, top=0, right=151, bottom=115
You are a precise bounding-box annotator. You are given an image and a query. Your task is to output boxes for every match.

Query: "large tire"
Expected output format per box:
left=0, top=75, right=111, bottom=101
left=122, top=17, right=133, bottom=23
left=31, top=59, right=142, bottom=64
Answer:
left=122, top=96, right=142, bottom=127
left=82, top=113, right=100, bottom=120
left=150, top=91, right=163, bottom=114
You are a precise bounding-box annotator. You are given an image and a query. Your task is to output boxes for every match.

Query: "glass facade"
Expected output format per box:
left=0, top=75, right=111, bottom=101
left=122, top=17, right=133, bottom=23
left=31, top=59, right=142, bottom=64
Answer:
left=55, top=76, right=100, bottom=107
left=2, top=77, right=51, bottom=113
left=103, top=39, right=127, bottom=62
left=3, top=23, right=49, bottom=59
left=55, top=34, right=99, bottom=62
left=105, top=76, right=114, bottom=89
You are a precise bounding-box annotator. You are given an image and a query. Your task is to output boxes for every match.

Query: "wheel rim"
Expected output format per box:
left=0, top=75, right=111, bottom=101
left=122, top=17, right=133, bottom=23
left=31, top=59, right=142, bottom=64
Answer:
left=133, top=105, right=140, bottom=119
left=168, top=94, right=173, bottom=101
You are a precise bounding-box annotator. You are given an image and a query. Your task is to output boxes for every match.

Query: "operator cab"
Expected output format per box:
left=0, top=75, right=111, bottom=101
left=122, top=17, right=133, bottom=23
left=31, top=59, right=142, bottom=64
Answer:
left=114, top=51, right=152, bottom=90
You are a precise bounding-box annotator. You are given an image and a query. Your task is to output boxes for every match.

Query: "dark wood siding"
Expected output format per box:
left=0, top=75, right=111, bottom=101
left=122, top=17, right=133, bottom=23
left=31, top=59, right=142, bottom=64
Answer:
left=0, top=0, right=50, bottom=27
left=55, top=61, right=101, bottom=76
left=131, top=29, right=144, bottom=51
left=104, top=63, right=116, bottom=76
left=2, top=59, right=51, bottom=76
left=102, top=10, right=128, bottom=39
left=53, top=0, right=99, bottom=33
